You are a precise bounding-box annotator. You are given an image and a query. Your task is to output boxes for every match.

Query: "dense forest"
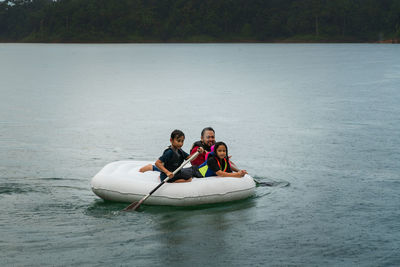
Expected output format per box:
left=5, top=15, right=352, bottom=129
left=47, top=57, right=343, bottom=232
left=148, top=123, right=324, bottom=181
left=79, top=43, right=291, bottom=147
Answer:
left=1, top=0, right=399, bottom=42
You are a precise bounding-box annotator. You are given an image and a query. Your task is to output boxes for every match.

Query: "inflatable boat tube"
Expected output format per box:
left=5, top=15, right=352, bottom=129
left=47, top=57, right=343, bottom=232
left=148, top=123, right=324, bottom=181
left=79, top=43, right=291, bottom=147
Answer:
left=91, top=161, right=256, bottom=206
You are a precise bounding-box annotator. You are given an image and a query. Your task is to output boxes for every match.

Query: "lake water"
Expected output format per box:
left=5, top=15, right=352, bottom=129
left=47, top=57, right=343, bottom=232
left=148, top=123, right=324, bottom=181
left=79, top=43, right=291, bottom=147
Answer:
left=1, top=43, right=399, bottom=266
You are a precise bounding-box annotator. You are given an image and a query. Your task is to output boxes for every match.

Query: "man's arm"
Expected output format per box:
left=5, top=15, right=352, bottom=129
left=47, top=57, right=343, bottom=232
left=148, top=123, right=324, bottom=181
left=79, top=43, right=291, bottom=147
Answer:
left=230, top=162, right=240, bottom=172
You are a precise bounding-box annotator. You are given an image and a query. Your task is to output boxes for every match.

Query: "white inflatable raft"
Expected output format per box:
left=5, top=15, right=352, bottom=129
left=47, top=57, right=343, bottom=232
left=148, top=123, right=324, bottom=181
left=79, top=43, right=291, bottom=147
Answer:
left=91, top=161, right=256, bottom=206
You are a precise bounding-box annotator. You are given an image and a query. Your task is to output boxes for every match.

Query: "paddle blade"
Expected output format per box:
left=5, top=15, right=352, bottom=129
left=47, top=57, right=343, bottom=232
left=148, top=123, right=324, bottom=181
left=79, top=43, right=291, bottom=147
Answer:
left=123, top=201, right=141, bottom=211
left=256, top=181, right=274, bottom=187
left=254, top=178, right=290, bottom=187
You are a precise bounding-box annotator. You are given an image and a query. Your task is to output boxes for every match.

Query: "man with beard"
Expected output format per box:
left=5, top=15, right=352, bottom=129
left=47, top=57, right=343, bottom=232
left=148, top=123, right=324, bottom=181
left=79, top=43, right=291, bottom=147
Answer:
left=189, top=127, right=216, bottom=166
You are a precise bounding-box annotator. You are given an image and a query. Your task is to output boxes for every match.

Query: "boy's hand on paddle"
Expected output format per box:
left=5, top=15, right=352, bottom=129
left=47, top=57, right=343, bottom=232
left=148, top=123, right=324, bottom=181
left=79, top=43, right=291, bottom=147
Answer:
left=167, top=171, right=174, bottom=178
left=197, top=147, right=204, bottom=153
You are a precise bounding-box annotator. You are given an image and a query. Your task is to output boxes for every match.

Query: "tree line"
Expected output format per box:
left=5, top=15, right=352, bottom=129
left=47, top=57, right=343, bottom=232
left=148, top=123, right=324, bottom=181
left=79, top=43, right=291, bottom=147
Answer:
left=1, top=0, right=399, bottom=42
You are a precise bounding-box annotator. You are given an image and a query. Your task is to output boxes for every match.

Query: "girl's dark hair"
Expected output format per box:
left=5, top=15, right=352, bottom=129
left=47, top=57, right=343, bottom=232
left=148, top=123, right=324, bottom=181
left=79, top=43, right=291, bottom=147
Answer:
left=171, top=129, right=185, bottom=140
left=214, top=141, right=228, bottom=158
left=201, top=127, right=215, bottom=138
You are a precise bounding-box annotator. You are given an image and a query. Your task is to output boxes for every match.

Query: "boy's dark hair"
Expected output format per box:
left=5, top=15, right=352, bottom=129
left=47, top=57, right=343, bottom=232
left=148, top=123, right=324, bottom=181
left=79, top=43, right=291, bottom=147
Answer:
left=171, top=129, right=185, bottom=140
left=214, top=141, right=228, bottom=158
left=201, top=127, right=215, bottom=138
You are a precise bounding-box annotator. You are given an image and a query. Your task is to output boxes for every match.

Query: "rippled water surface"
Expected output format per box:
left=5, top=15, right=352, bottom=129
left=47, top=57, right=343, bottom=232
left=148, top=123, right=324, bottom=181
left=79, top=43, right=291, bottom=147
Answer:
left=1, top=43, right=399, bottom=266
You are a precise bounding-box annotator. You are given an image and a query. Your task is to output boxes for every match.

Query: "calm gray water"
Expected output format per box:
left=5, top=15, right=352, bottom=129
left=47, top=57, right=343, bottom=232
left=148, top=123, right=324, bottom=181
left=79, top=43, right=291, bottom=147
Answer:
left=1, top=43, right=399, bottom=266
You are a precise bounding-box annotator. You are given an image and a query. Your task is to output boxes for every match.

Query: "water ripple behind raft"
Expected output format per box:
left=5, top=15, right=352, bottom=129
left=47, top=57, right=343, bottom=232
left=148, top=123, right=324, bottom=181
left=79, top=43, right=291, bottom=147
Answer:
left=0, top=182, right=49, bottom=195
left=85, top=200, right=127, bottom=219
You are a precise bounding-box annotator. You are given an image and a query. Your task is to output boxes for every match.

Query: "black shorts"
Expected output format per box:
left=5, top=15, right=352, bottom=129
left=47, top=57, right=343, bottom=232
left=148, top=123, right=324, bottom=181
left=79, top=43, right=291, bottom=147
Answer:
left=167, top=167, right=196, bottom=183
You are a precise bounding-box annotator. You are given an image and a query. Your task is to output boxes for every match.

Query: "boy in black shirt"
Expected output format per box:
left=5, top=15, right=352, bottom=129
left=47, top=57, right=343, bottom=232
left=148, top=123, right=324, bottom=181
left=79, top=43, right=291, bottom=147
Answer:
left=155, top=129, right=203, bottom=183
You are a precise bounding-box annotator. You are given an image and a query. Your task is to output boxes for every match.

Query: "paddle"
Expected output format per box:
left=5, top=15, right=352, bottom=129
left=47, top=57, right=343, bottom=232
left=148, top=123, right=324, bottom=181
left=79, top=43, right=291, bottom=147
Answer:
left=123, top=151, right=200, bottom=211
left=253, top=178, right=274, bottom=187
left=229, top=161, right=273, bottom=187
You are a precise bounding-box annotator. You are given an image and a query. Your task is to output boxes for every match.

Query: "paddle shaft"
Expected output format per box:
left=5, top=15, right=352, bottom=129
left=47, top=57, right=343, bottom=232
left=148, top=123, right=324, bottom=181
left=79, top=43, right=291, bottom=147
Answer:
left=230, top=160, right=273, bottom=186
left=124, top=151, right=200, bottom=211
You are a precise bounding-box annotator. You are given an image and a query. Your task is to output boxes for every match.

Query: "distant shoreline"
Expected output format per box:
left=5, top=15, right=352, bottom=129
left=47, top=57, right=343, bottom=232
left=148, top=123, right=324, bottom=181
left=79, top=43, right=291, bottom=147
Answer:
left=1, top=40, right=398, bottom=44
left=0, top=37, right=400, bottom=44
left=2, top=0, right=399, bottom=47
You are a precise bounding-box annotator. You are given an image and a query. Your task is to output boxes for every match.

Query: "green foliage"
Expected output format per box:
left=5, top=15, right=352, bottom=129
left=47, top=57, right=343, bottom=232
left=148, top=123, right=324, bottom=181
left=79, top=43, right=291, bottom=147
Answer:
left=0, top=0, right=399, bottom=42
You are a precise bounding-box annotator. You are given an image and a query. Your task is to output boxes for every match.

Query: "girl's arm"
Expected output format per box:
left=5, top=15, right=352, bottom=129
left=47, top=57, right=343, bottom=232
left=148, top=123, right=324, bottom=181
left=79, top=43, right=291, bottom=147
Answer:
left=215, top=169, right=247, bottom=178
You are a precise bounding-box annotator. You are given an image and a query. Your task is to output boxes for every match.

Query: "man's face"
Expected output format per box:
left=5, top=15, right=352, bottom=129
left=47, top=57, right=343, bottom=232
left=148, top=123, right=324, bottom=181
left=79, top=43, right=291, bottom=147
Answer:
left=202, top=130, right=215, bottom=147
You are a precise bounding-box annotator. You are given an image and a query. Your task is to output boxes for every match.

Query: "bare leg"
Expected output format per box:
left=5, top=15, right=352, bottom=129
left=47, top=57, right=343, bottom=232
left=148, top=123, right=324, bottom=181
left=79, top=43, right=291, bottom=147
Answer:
left=139, top=164, right=153, bottom=173
left=173, top=178, right=192, bottom=183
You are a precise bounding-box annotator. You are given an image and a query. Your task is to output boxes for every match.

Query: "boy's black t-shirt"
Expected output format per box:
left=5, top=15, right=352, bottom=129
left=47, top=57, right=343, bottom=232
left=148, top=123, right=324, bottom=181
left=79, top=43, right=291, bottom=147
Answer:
left=159, top=147, right=189, bottom=180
